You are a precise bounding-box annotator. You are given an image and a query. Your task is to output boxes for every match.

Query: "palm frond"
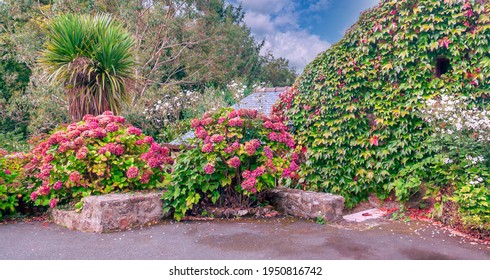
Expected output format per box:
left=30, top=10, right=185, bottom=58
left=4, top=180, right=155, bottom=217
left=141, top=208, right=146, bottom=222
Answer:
left=39, top=13, right=135, bottom=120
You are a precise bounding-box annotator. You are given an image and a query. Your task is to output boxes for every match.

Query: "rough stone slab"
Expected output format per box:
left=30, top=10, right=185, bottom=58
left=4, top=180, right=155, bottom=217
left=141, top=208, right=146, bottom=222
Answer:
left=266, top=188, right=345, bottom=221
left=343, top=208, right=387, bottom=222
left=51, top=192, right=164, bottom=233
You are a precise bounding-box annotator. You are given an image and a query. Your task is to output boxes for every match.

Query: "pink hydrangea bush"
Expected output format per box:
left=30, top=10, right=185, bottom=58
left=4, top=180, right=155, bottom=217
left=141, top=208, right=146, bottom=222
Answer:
left=163, top=108, right=300, bottom=221
left=25, top=112, right=173, bottom=209
left=0, top=149, right=31, bottom=220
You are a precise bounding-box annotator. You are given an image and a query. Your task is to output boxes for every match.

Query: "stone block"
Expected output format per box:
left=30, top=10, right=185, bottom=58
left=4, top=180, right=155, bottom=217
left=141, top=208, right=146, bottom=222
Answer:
left=267, top=188, right=344, bottom=221
left=51, top=192, right=165, bottom=233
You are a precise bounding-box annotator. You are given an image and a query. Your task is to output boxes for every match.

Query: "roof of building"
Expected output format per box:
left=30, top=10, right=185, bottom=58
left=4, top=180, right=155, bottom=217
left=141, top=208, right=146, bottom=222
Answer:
left=169, top=87, right=288, bottom=146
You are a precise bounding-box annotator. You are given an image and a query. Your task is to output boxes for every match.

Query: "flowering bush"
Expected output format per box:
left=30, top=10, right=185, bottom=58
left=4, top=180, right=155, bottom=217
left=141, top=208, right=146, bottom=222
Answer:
left=0, top=149, right=31, bottom=219
left=25, top=112, right=173, bottom=210
left=392, top=94, right=490, bottom=230
left=163, top=108, right=299, bottom=221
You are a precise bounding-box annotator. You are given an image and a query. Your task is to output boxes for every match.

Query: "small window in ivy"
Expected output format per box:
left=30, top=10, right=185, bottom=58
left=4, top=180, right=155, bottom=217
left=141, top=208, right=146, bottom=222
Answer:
left=435, top=57, right=451, bottom=78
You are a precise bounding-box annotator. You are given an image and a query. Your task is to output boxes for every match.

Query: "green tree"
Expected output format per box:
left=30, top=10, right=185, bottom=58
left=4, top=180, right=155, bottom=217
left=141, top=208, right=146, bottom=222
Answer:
left=39, top=13, right=135, bottom=120
left=259, top=51, right=297, bottom=87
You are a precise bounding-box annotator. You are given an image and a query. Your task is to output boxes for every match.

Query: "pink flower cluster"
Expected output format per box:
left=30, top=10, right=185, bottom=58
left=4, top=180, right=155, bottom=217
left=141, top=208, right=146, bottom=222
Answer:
left=263, top=121, right=287, bottom=131
left=282, top=161, right=299, bottom=178
left=204, top=163, right=215, bottom=174
left=228, top=117, right=244, bottom=127
left=224, top=142, right=240, bottom=154
left=202, top=143, right=214, bottom=153
left=140, top=143, right=173, bottom=168
left=244, top=139, right=261, bottom=156
left=196, top=127, right=209, bottom=139
left=263, top=146, right=273, bottom=159
left=76, top=147, right=89, bottom=159
left=210, top=134, right=224, bottom=143
left=127, top=126, right=142, bottom=136
left=227, top=156, right=241, bottom=168
left=241, top=166, right=266, bottom=193
left=69, top=171, right=81, bottom=183
left=126, top=166, right=139, bottom=179
left=98, top=143, right=124, bottom=155
left=268, top=132, right=295, bottom=148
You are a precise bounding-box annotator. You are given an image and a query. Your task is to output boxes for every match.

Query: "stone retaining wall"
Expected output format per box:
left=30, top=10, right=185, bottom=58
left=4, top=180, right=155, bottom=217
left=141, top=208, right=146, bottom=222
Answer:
left=51, top=192, right=164, bottom=233
left=267, top=188, right=345, bottom=221
left=51, top=188, right=345, bottom=233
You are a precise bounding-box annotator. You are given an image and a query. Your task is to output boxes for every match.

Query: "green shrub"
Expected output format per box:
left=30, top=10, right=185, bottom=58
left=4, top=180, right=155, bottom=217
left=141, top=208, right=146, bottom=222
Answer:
left=25, top=112, right=173, bottom=210
left=392, top=94, right=490, bottom=230
left=0, top=149, right=30, bottom=220
left=163, top=108, right=299, bottom=221
left=278, top=0, right=490, bottom=207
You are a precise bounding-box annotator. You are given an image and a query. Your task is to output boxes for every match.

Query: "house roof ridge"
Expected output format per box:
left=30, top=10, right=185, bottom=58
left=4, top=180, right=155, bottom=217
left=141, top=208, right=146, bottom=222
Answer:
left=253, top=86, right=290, bottom=93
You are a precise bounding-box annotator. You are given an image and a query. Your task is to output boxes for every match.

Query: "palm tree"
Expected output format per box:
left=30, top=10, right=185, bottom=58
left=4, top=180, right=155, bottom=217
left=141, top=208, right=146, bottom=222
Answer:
left=39, top=14, right=135, bottom=121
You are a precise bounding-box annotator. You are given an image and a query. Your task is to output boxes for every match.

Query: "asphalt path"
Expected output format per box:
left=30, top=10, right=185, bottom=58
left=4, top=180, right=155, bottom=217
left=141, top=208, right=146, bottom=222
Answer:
left=0, top=217, right=489, bottom=260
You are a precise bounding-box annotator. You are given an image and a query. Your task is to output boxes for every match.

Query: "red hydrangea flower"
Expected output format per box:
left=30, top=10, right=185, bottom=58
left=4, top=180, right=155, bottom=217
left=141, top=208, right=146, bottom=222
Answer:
left=241, top=177, right=257, bottom=193
left=38, top=185, right=50, bottom=196
left=126, top=166, right=139, bottom=179
left=135, top=139, right=144, bottom=146
left=252, top=166, right=266, bottom=177
left=227, top=156, right=241, bottom=168
left=140, top=172, right=151, bottom=184
left=114, top=116, right=125, bottom=123
left=228, top=117, right=244, bottom=127
left=195, top=127, right=209, bottom=139
left=224, top=141, right=241, bottom=154
left=30, top=192, right=38, bottom=201
left=106, top=123, right=119, bottom=132
left=87, top=121, right=99, bottom=130
left=218, top=117, right=226, bottom=124
left=53, top=181, right=63, bottom=190
left=83, top=114, right=95, bottom=122
left=202, top=143, right=214, bottom=153
left=228, top=110, right=239, bottom=119
left=263, top=146, right=273, bottom=159
left=76, top=147, right=89, bottom=159
left=191, top=119, right=201, bottom=128
left=127, top=126, right=142, bottom=136
left=244, top=141, right=257, bottom=156
left=4, top=169, right=11, bottom=175
left=144, top=136, right=154, bottom=144
left=202, top=117, right=214, bottom=126
left=263, top=121, right=273, bottom=129
left=69, top=171, right=81, bottom=183
left=204, top=163, right=215, bottom=174
left=49, top=198, right=58, bottom=208
left=210, top=134, right=224, bottom=143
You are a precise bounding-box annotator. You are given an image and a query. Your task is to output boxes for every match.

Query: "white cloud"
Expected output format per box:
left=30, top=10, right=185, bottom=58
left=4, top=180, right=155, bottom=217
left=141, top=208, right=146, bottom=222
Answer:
left=307, top=0, right=331, bottom=12
left=243, top=11, right=275, bottom=35
left=229, top=0, right=331, bottom=71
left=239, top=0, right=293, bottom=14
left=261, top=31, right=330, bottom=70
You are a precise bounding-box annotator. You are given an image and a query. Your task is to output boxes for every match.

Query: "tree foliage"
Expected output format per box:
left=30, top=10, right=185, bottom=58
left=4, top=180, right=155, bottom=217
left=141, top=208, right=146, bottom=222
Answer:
left=259, top=51, right=297, bottom=87
left=39, top=13, right=136, bottom=120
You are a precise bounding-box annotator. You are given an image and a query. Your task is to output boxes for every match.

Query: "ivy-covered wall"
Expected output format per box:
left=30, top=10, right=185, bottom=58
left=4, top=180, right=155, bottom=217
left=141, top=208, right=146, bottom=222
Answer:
left=281, top=0, right=490, bottom=206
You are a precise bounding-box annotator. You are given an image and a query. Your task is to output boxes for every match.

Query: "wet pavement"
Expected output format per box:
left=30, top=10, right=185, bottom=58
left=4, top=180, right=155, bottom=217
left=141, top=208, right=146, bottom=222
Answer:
left=0, top=217, right=489, bottom=260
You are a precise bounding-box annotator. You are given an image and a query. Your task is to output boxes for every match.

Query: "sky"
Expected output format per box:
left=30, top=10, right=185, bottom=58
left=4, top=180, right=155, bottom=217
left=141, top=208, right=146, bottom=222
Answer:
left=227, top=0, right=380, bottom=71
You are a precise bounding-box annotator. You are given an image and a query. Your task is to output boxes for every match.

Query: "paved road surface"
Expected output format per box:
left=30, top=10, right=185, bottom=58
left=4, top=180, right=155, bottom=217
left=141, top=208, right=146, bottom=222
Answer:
left=0, top=217, right=489, bottom=259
